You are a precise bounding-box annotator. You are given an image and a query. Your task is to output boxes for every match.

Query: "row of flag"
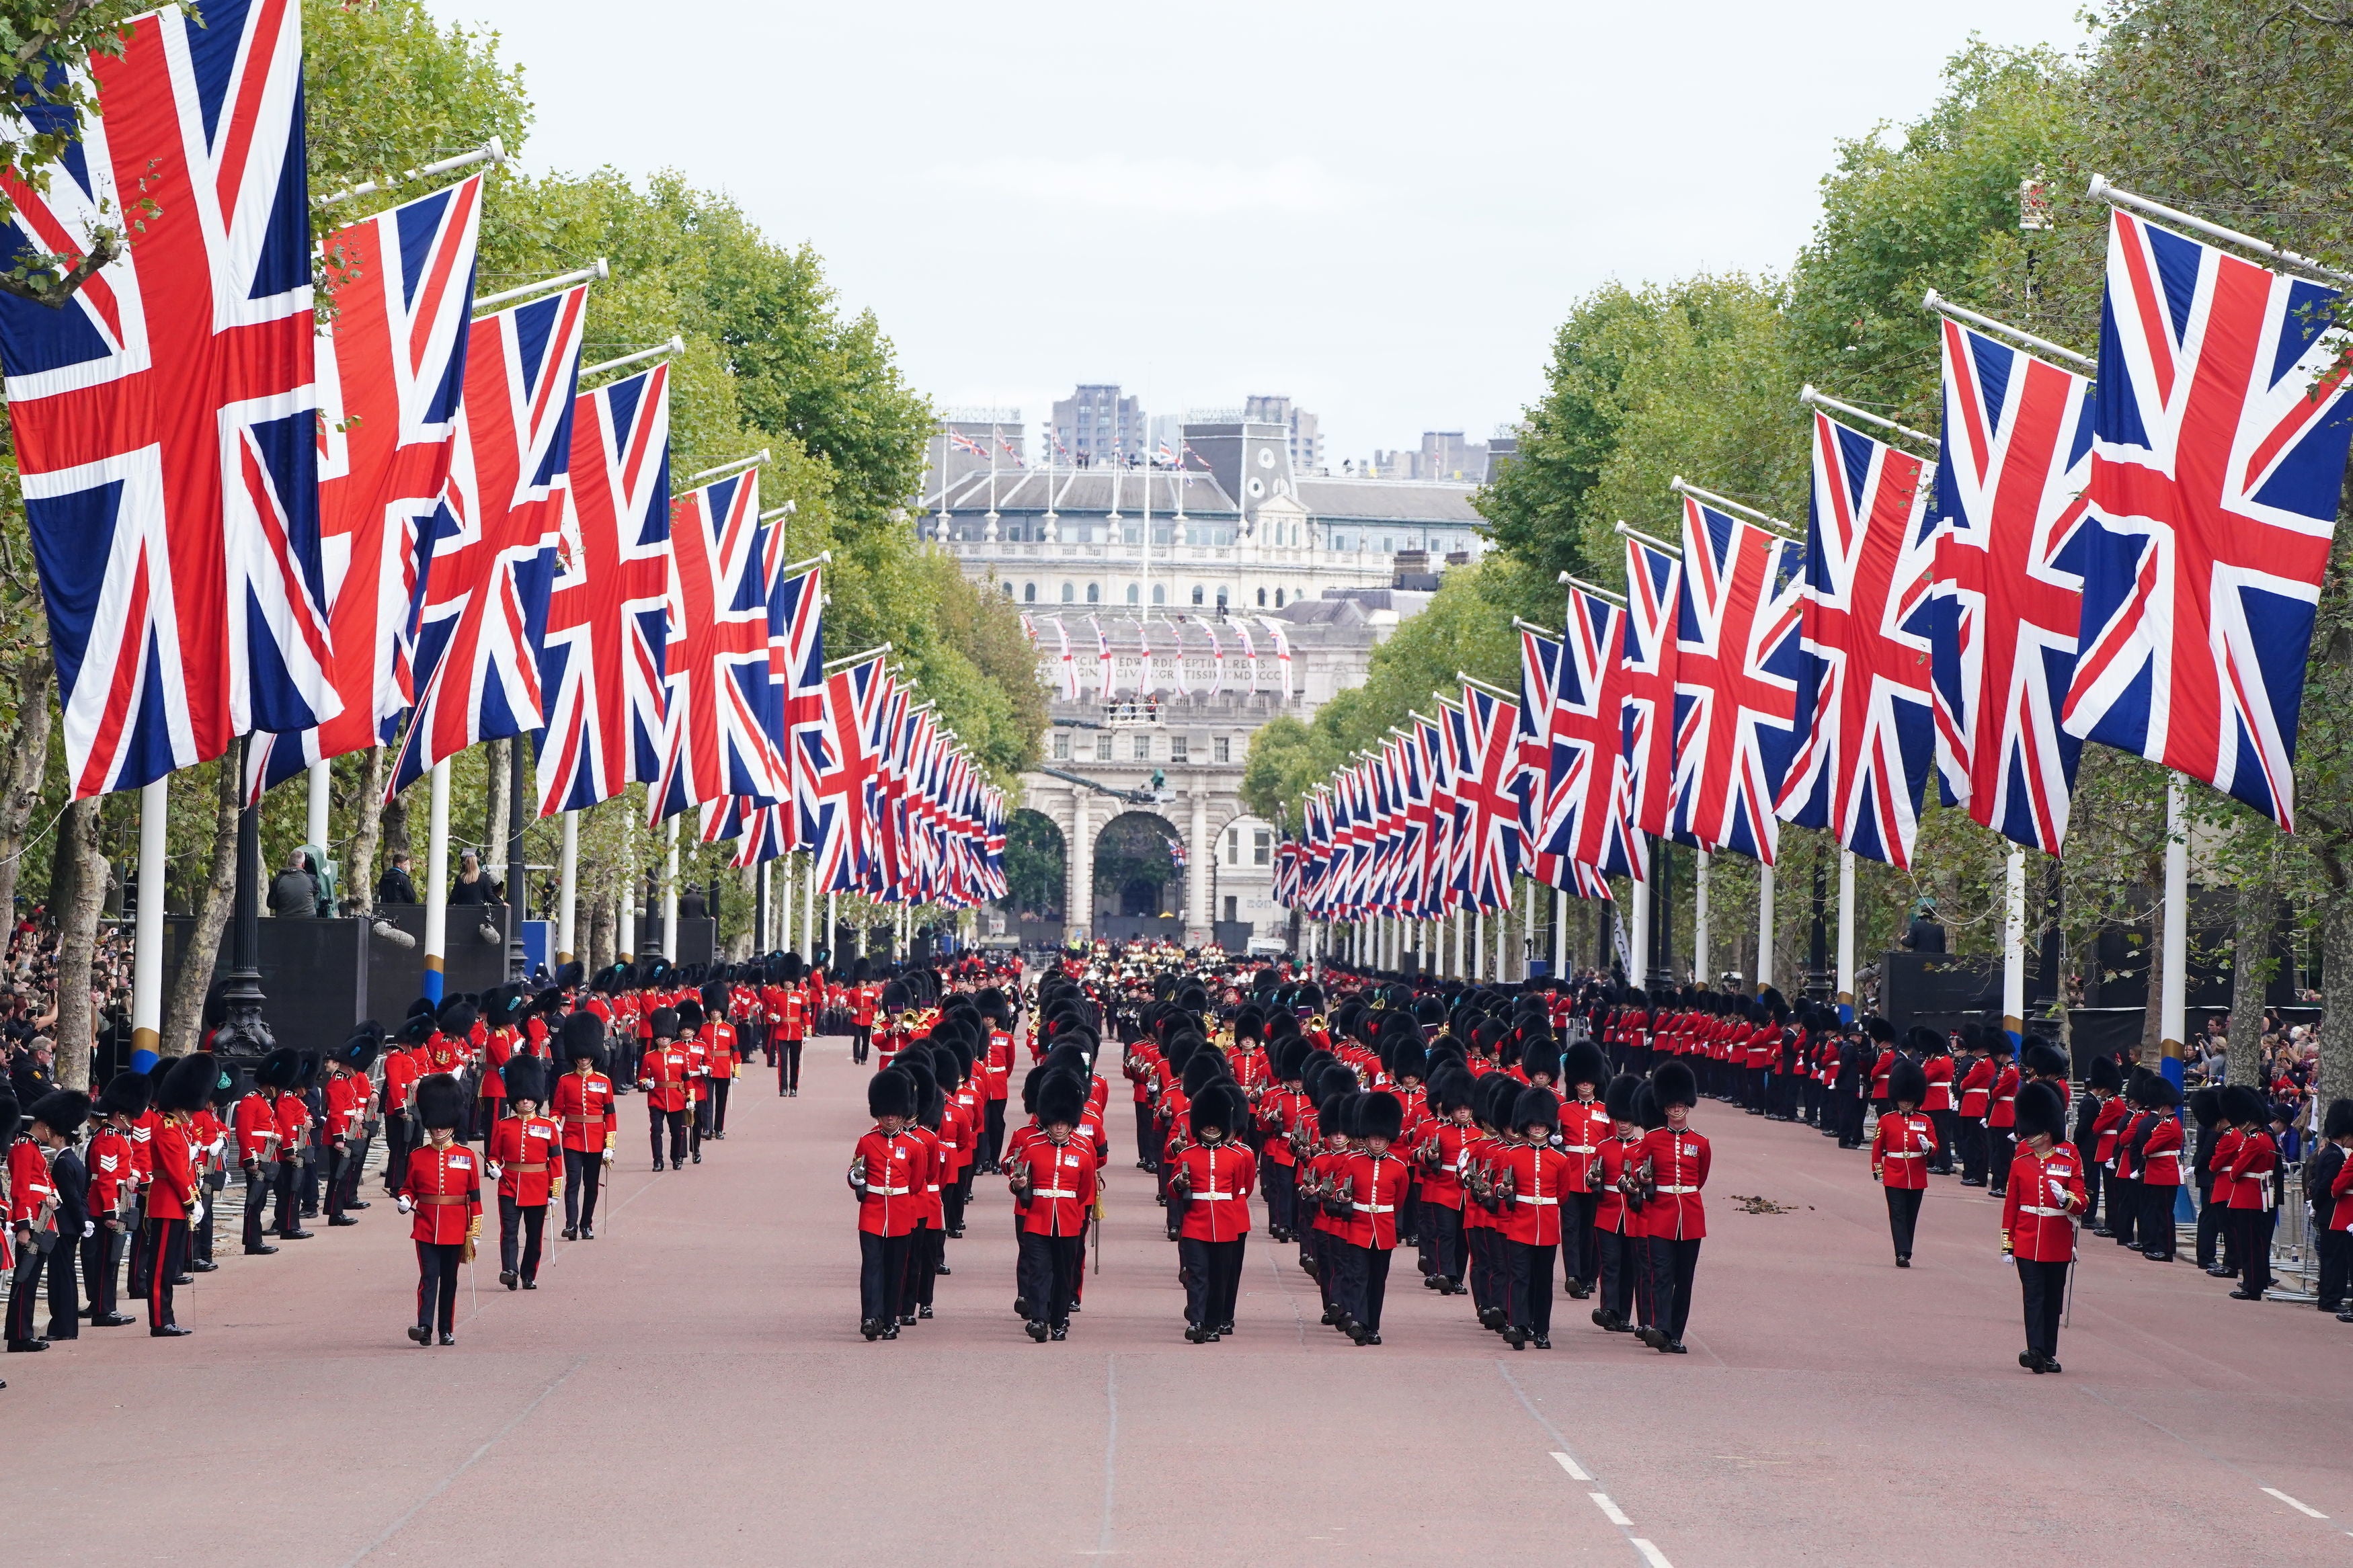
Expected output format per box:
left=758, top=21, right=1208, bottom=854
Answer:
left=1023, top=613, right=1293, bottom=702
left=0, top=0, right=1002, bottom=909
left=1279, top=194, right=2353, bottom=915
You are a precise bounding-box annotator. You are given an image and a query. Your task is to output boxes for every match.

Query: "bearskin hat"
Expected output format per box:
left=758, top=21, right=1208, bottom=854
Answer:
left=1190, top=1083, right=1244, bottom=1141
left=340, top=1026, right=381, bottom=1074
left=1359, top=1090, right=1405, bottom=1143
left=1181, top=1053, right=1229, bottom=1100
left=1651, top=1058, right=1698, bottom=1111
left=2141, top=1073, right=2182, bottom=1110
left=2087, top=1056, right=2123, bottom=1093
left=1905, top=1026, right=1943, bottom=1058
left=1386, top=1037, right=1429, bottom=1085
left=1273, top=1039, right=1310, bottom=1083
left=867, top=1071, right=913, bottom=1122
left=674, top=1000, right=705, bottom=1036
left=1632, top=1083, right=1666, bottom=1131
left=0, top=1091, right=15, bottom=1145
left=1560, top=1040, right=1608, bottom=1095
left=2186, top=1086, right=2223, bottom=1129
left=1314, top=1094, right=1350, bottom=1141
left=98, top=1070, right=152, bottom=1121
left=2323, top=1098, right=2353, bottom=1142
left=501, top=1055, right=547, bottom=1108
left=649, top=1008, right=680, bottom=1040
left=1519, top=1038, right=1560, bottom=1085
left=2020, top=1038, right=2069, bottom=1080
left=1425, top=1067, right=1473, bottom=1116
left=1474, top=1073, right=1519, bottom=1130
left=880, top=979, right=911, bottom=1012
left=436, top=997, right=479, bottom=1039
left=561, top=1011, right=607, bottom=1065
left=1603, top=1071, right=1644, bottom=1125
left=701, top=982, right=728, bottom=1017
left=1888, top=1057, right=1929, bottom=1108
left=414, top=1071, right=465, bottom=1130
left=28, top=1087, right=89, bottom=1138
left=255, top=1046, right=301, bottom=1091
left=1036, top=1071, right=1087, bottom=1130
left=1864, top=1015, right=1896, bottom=1044
left=2221, top=1084, right=2270, bottom=1127
left=2011, top=1079, right=2067, bottom=1143
left=481, top=985, right=525, bottom=1028
left=1511, top=1085, right=1561, bottom=1134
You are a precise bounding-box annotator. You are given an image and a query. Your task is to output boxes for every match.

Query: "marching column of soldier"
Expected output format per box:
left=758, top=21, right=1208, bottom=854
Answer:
left=840, top=944, right=2344, bottom=1377
left=0, top=950, right=866, bottom=1373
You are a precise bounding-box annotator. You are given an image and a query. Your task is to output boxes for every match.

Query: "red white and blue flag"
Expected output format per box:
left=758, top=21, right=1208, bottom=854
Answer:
left=391, top=284, right=589, bottom=793
left=534, top=364, right=672, bottom=815
left=1523, top=592, right=1635, bottom=893
left=1929, top=317, right=2091, bottom=853
left=1455, top=683, right=1525, bottom=912
left=1670, top=493, right=1803, bottom=864
left=249, top=175, right=483, bottom=799
left=650, top=467, right=781, bottom=821
left=772, top=565, right=826, bottom=854
left=1619, top=535, right=1681, bottom=866
left=1778, top=414, right=1940, bottom=868
left=0, top=0, right=333, bottom=797
left=2061, top=208, right=2353, bottom=829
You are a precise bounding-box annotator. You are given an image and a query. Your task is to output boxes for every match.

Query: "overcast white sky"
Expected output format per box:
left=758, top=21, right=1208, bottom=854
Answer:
left=426, top=0, right=2093, bottom=466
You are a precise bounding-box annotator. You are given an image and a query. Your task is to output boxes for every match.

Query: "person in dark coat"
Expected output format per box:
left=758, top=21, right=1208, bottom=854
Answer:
left=376, top=852, right=420, bottom=906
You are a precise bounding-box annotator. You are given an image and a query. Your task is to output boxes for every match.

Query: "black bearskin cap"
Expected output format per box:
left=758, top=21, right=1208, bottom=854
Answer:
left=561, top=1011, right=606, bottom=1064
left=28, top=1087, right=90, bottom=1137
left=868, top=1071, right=914, bottom=1122
left=1864, top=1015, right=1896, bottom=1044
left=1359, top=1090, right=1405, bottom=1143
left=1632, top=1083, right=1665, bottom=1131
left=881, top=979, right=910, bottom=1011
left=157, top=1053, right=216, bottom=1116
left=437, top=997, right=479, bottom=1038
left=1037, top=1071, right=1087, bottom=1130
left=501, top=1055, right=548, bottom=1107
left=649, top=1008, right=680, bottom=1040
left=1905, top=1026, right=1943, bottom=1057
left=2186, top=1087, right=2223, bottom=1130
left=2221, top=1084, right=2270, bottom=1127
left=2323, top=1098, right=2353, bottom=1141
left=99, top=1071, right=152, bottom=1120
left=415, top=1072, right=465, bottom=1130
left=0, top=1092, right=15, bottom=1145
left=2011, top=1079, right=2067, bottom=1143
left=2020, top=1038, right=2069, bottom=1079
left=1511, top=1085, right=1560, bottom=1133
left=1888, top=1057, right=1928, bottom=1108
left=674, top=1000, right=705, bottom=1036
left=1651, top=1059, right=1698, bottom=1110
left=701, top=982, right=728, bottom=1016
left=1190, top=1084, right=1243, bottom=1141
left=340, top=1027, right=381, bottom=1074
left=255, top=1046, right=301, bottom=1091
left=1560, top=1040, right=1608, bottom=1094
left=1603, top=1072, right=1643, bottom=1124
left=2088, top=1056, right=2123, bottom=1092
left=2141, top=1073, right=2181, bottom=1110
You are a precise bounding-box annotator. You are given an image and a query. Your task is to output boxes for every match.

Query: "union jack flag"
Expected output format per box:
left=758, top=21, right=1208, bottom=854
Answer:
left=1670, top=493, right=1803, bottom=864
left=773, top=566, right=826, bottom=852
left=0, top=0, right=333, bottom=797
left=1929, top=316, right=2091, bottom=852
left=1779, top=415, right=1940, bottom=868
left=810, top=653, right=887, bottom=893
left=2061, top=208, right=2353, bottom=829
left=1414, top=714, right=1459, bottom=916
left=650, top=468, right=781, bottom=821
left=1619, top=535, right=1681, bottom=860
left=534, top=364, right=672, bottom=816
left=392, top=284, right=589, bottom=794
left=1525, top=593, right=1636, bottom=890
left=250, top=175, right=483, bottom=800
left=1455, top=684, right=1525, bottom=912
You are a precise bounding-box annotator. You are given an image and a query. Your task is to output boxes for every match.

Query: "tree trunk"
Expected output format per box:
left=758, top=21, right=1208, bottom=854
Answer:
left=162, top=760, right=240, bottom=1061
left=485, top=737, right=510, bottom=889
left=348, top=745, right=389, bottom=913
left=2320, top=886, right=2353, bottom=1106
left=2138, top=869, right=2166, bottom=1058
left=382, top=781, right=411, bottom=865
left=2227, top=878, right=2276, bottom=1089
left=50, top=798, right=103, bottom=1089
left=0, top=651, right=54, bottom=925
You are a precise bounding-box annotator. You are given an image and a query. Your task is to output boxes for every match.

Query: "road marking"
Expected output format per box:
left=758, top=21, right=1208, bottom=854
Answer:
left=1552, top=1451, right=1591, bottom=1481
left=2264, top=1487, right=2328, bottom=1519
left=1590, top=1493, right=1634, bottom=1527
left=1630, top=1540, right=1673, bottom=1567
left=1097, top=1354, right=1120, bottom=1554
left=345, top=1354, right=585, bottom=1565
left=1500, top=1361, right=1669, bottom=1567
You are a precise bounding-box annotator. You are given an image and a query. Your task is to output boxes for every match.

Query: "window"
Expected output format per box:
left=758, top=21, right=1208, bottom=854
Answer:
left=1253, top=830, right=1272, bottom=866
left=1213, top=736, right=1230, bottom=763
left=1094, top=733, right=1113, bottom=761
left=1256, top=587, right=1267, bottom=607
left=1191, top=585, right=1203, bottom=606
left=1086, top=582, right=1101, bottom=604
left=1225, top=829, right=1239, bottom=864
left=1215, top=587, right=1228, bottom=610
left=1224, top=895, right=1237, bottom=923
left=1050, top=731, right=1070, bottom=760
left=1126, top=584, right=1139, bottom=605
left=1273, top=587, right=1285, bottom=608
left=1382, top=537, right=1395, bottom=552
left=1170, top=736, right=1188, bottom=763
left=1061, top=582, right=1074, bottom=604
left=1152, top=584, right=1166, bottom=606
left=1000, top=581, right=1014, bottom=595
left=1022, top=582, right=1036, bottom=603
left=1131, top=733, right=1152, bottom=761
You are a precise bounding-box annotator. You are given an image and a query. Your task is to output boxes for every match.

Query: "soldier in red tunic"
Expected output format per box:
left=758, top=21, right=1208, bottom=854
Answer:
left=1168, top=1083, right=1254, bottom=1342
left=141, top=1053, right=213, bottom=1337
left=486, top=1056, right=561, bottom=1290
left=1332, top=1090, right=1409, bottom=1346
left=1999, top=1078, right=2083, bottom=1372
left=1494, top=1085, right=1573, bottom=1350
left=553, top=1012, right=616, bottom=1240
left=1006, top=1072, right=1096, bottom=1342
left=1871, top=1057, right=1936, bottom=1267
left=396, top=1073, right=481, bottom=1346
left=851, top=1069, right=920, bottom=1339
left=1636, top=1059, right=1709, bottom=1354
left=638, top=1008, right=691, bottom=1171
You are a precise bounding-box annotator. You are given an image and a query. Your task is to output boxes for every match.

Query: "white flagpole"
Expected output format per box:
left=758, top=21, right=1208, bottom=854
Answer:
left=1629, top=862, right=1651, bottom=990
left=757, top=859, right=772, bottom=953
left=558, top=810, right=578, bottom=964
left=1757, top=862, right=1776, bottom=994
left=423, top=759, right=452, bottom=1000
left=1553, top=884, right=1567, bottom=977
left=827, top=887, right=838, bottom=965
left=305, top=760, right=331, bottom=859
left=804, top=856, right=818, bottom=960
left=662, top=815, right=680, bottom=959
left=131, top=779, right=167, bottom=1067
left=1836, top=849, right=1857, bottom=1022
left=617, top=821, right=637, bottom=962
left=2002, top=848, right=2028, bottom=1044
left=1472, top=909, right=1486, bottom=982
left=2161, top=778, right=2188, bottom=1061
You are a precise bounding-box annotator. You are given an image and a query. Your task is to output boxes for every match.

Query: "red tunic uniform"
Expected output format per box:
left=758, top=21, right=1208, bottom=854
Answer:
left=551, top=1067, right=616, bottom=1152
left=398, top=1141, right=483, bottom=1244
left=638, top=1046, right=690, bottom=1113
left=1493, top=1141, right=1574, bottom=1245
left=1999, top=1142, right=2085, bottom=1260
left=1338, top=1150, right=1411, bottom=1249
left=1170, top=1141, right=1256, bottom=1241
left=1871, top=1110, right=1937, bottom=1190
left=1011, top=1134, right=1097, bottom=1237
left=487, top=1113, right=563, bottom=1205
left=852, top=1128, right=924, bottom=1237
left=1636, top=1125, right=1710, bottom=1240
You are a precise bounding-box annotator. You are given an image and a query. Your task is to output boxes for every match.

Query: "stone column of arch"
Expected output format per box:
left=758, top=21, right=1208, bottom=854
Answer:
left=1067, top=790, right=1093, bottom=945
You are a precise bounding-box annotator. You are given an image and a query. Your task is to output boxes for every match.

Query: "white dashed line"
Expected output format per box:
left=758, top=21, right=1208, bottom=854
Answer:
left=2264, top=1487, right=2328, bottom=1519
left=1591, top=1493, right=1634, bottom=1527
left=1551, top=1451, right=1592, bottom=1481
left=1630, top=1542, right=1675, bottom=1568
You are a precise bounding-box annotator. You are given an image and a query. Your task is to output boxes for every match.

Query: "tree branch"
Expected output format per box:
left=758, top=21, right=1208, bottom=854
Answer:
left=0, top=228, right=118, bottom=308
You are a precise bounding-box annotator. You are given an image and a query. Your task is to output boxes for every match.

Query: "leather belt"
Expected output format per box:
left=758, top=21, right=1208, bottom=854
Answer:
left=508, top=1162, right=549, bottom=1173
left=1883, top=1151, right=1925, bottom=1159
left=563, top=1114, right=604, bottom=1126
left=1515, top=1195, right=1559, bottom=1206
left=415, top=1194, right=469, bottom=1206
left=1657, top=1184, right=1700, bottom=1194
left=1353, top=1202, right=1394, bottom=1212
left=1195, top=1190, right=1236, bottom=1201
left=2023, top=1204, right=2071, bottom=1217
left=869, top=1185, right=910, bottom=1196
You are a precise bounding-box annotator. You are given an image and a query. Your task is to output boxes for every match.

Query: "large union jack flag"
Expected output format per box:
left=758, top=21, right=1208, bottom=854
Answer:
left=772, top=564, right=825, bottom=852
left=0, top=0, right=333, bottom=798
left=1779, top=414, right=1940, bottom=868
left=1670, top=493, right=1803, bottom=864
left=2061, top=208, right=2353, bottom=829
left=1929, top=317, right=2091, bottom=852
left=1455, top=684, right=1525, bottom=912
left=1619, top=535, right=1681, bottom=862
left=534, top=363, right=672, bottom=816
left=1525, top=591, right=1636, bottom=891
left=391, top=284, right=588, bottom=793
left=250, top=175, right=483, bottom=800
left=813, top=654, right=887, bottom=893
left=650, top=467, right=781, bottom=821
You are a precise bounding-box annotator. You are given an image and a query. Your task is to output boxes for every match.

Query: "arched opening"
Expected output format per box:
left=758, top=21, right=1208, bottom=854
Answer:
left=1092, top=810, right=1185, bottom=934
left=1152, top=583, right=1166, bottom=606
left=1023, top=582, right=1037, bottom=603
left=1086, top=582, right=1101, bottom=604
left=1002, top=809, right=1066, bottom=941
left=1126, top=583, right=1140, bottom=605
left=1255, top=587, right=1267, bottom=607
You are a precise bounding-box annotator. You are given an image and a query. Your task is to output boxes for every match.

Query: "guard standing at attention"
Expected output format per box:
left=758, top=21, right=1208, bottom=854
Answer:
left=851, top=1070, right=921, bottom=1341
left=1636, top=1060, right=1709, bottom=1355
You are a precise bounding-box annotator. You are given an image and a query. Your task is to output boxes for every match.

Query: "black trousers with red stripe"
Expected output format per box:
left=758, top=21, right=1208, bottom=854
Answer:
left=138, top=1218, right=184, bottom=1329
left=415, top=1241, right=463, bottom=1332
left=1504, top=1239, right=1556, bottom=1337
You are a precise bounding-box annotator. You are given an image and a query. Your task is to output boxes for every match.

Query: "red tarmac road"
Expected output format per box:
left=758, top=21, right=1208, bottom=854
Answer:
left=9, top=1038, right=2353, bottom=1567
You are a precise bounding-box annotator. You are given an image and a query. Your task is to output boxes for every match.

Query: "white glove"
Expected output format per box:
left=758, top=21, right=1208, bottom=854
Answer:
left=81, top=1221, right=94, bottom=1239
left=485, top=1163, right=504, bottom=1182
left=2001, top=1252, right=2016, bottom=1267
left=397, top=1195, right=414, bottom=1214
left=601, top=1147, right=613, bottom=1165
left=190, top=1201, right=205, bottom=1225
